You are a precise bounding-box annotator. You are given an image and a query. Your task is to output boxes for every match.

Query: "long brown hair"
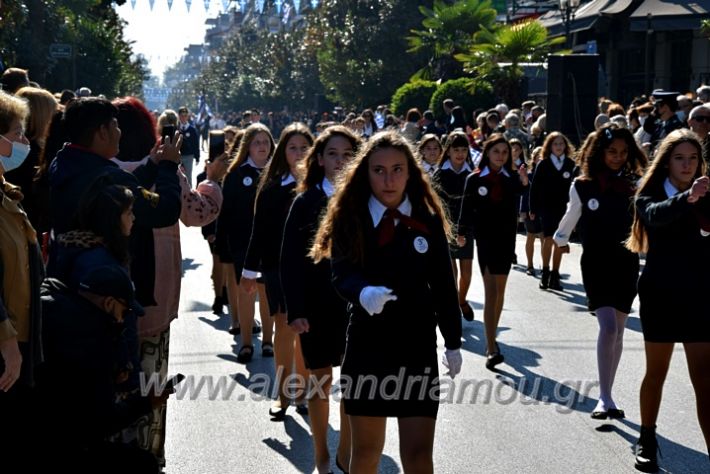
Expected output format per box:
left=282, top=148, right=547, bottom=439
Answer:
left=226, top=122, right=274, bottom=174
left=296, top=125, right=361, bottom=194
left=577, top=124, right=647, bottom=181
left=541, top=131, right=575, bottom=160
left=256, top=122, right=313, bottom=196
left=626, top=129, right=704, bottom=253
left=311, top=131, right=452, bottom=264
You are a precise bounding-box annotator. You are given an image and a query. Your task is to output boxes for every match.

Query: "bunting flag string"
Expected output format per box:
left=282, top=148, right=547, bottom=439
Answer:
left=123, top=0, right=321, bottom=13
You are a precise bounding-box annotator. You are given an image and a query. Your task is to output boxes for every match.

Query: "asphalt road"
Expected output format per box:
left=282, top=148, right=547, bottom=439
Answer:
left=163, top=224, right=709, bottom=474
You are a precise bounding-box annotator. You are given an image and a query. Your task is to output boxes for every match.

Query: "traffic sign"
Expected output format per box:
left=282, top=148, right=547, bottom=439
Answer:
left=49, top=43, right=72, bottom=59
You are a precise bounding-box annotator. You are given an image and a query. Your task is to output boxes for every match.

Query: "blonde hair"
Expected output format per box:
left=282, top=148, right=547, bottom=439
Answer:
left=227, top=122, right=274, bottom=173
left=15, top=87, right=57, bottom=144
left=0, top=90, right=29, bottom=135
left=157, top=109, right=179, bottom=130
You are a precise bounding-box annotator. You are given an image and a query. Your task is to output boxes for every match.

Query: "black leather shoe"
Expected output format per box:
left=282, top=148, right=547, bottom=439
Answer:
left=635, top=426, right=659, bottom=473
left=539, top=268, right=550, bottom=289
left=607, top=408, right=625, bottom=419
left=211, top=296, right=224, bottom=315
left=526, top=266, right=536, bottom=276
left=460, top=302, right=474, bottom=322
left=548, top=270, right=563, bottom=291
left=590, top=410, right=608, bottom=420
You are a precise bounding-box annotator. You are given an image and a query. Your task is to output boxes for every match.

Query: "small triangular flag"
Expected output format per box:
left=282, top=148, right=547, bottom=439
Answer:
left=204, top=0, right=211, bottom=10
left=149, top=0, right=155, bottom=9
left=130, top=0, right=137, bottom=9
left=167, top=0, right=174, bottom=10
left=221, top=0, right=229, bottom=10
left=293, top=0, right=300, bottom=13
left=186, top=0, right=192, bottom=11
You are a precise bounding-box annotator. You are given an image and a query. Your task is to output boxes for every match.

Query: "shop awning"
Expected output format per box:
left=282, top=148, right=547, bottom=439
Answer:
left=600, top=0, right=636, bottom=16
left=629, top=0, right=710, bottom=31
left=538, top=0, right=615, bottom=36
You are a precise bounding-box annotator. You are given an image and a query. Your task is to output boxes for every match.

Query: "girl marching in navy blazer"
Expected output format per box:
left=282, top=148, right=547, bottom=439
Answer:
left=216, top=123, right=274, bottom=363
left=529, top=132, right=576, bottom=290
left=281, top=126, right=361, bottom=474
left=241, top=123, right=314, bottom=418
left=458, top=134, right=528, bottom=370
left=553, top=125, right=647, bottom=421
left=311, top=131, right=462, bottom=474
left=432, top=131, right=476, bottom=321
left=626, top=129, right=710, bottom=472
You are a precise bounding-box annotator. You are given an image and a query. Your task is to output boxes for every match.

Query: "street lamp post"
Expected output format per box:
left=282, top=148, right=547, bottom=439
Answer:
left=560, top=0, right=581, bottom=50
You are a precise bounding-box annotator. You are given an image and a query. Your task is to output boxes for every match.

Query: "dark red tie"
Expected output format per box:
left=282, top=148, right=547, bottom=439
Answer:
left=484, top=172, right=504, bottom=202
left=378, top=208, right=429, bottom=247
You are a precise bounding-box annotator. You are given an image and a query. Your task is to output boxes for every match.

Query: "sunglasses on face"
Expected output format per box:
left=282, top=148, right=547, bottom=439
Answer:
left=692, top=116, right=710, bottom=123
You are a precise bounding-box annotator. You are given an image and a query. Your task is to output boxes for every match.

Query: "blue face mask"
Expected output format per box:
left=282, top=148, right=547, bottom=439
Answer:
left=0, top=135, right=30, bottom=172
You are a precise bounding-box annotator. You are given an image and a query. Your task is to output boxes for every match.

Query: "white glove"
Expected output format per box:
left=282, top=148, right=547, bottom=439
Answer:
left=442, top=349, right=462, bottom=379
left=359, top=286, right=397, bottom=316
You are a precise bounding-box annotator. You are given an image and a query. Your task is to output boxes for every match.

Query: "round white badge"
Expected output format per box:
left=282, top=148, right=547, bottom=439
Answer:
left=413, top=236, right=429, bottom=254
left=701, top=229, right=710, bottom=237
left=185, top=132, right=191, bottom=138
left=243, top=176, right=253, bottom=186
left=478, top=186, right=488, bottom=196
left=563, top=171, right=571, bottom=179
left=587, top=198, right=599, bottom=211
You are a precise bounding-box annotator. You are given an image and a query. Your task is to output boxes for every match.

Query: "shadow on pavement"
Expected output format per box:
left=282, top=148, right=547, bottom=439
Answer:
left=460, top=327, right=598, bottom=416
left=598, top=419, right=710, bottom=473
left=181, top=257, right=201, bottom=276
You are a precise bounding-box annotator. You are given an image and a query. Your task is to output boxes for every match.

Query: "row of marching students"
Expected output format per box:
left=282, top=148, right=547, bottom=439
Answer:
left=213, top=118, right=710, bottom=472
left=416, top=125, right=710, bottom=472
left=215, top=123, right=463, bottom=473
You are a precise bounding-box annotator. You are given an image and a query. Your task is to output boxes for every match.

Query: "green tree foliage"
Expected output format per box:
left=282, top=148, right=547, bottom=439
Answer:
left=390, top=80, right=438, bottom=116
left=0, top=0, right=147, bottom=97
left=429, top=77, right=494, bottom=119
left=184, top=23, right=323, bottom=113
left=312, top=0, right=430, bottom=108
left=457, top=20, right=565, bottom=106
left=407, top=0, right=498, bottom=81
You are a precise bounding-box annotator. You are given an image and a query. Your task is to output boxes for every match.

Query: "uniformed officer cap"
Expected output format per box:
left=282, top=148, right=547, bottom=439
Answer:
left=651, top=89, right=680, bottom=106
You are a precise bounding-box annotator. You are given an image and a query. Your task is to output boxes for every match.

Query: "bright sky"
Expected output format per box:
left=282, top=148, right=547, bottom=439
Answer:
left=115, top=0, right=228, bottom=81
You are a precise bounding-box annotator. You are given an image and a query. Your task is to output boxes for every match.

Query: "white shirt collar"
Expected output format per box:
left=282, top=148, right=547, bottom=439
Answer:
left=479, top=166, right=510, bottom=178
left=422, top=162, right=437, bottom=174
left=441, top=159, right=472, bottom=174
left=550, top=154, right=565, bottom=171
left=281, top=173, right=296, bottom=186
left=369, top=194, right=412, bottom=228
left=663, top=177, right=681, bottom=198
left=241, top=157, right=261, bottom=169
left=321, top=177, right=335, bottom=197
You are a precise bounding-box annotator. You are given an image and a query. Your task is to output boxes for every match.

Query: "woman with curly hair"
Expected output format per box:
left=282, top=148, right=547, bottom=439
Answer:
left=553, top=124, right=647, bottom=421
left=311, top=130, right=462, bottom=473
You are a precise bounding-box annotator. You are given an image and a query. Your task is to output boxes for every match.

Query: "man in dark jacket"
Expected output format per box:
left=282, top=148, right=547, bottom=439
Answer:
left=177, top=106, right=200, bottom=186
left=48, top=97, right=182, bottom=305
left=643, top=90, right=684, bottom=155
